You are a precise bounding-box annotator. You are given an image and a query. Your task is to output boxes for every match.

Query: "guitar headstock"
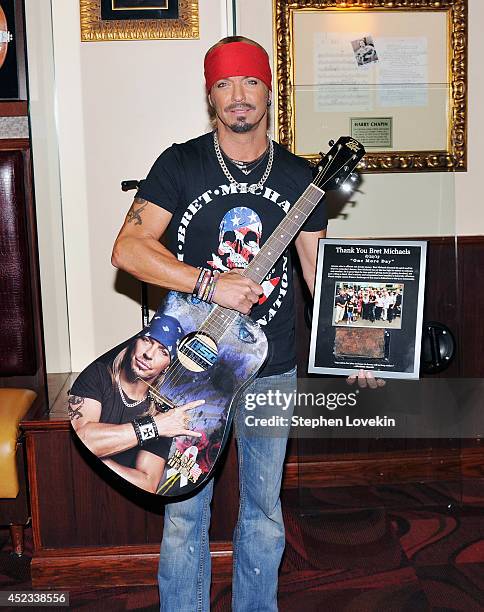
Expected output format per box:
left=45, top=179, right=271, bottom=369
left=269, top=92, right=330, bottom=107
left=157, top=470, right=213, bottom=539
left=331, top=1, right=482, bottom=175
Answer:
left=312, top=137, right=365, bottom=193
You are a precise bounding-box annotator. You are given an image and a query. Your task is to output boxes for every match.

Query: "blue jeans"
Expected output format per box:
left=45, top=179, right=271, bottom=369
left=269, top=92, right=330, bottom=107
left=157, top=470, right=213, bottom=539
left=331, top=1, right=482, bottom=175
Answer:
left=158, top=367, right=297, bottom=612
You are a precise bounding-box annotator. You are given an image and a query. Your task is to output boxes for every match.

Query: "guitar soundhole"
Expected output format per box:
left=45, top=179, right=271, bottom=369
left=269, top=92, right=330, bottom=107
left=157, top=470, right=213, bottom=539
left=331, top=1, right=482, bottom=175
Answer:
left=178, top=332, right=218, bottom=372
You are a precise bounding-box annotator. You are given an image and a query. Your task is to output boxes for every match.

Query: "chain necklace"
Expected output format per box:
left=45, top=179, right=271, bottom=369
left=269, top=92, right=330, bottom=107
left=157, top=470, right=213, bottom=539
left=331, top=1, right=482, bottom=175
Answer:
left=213, top=131, right=274, bottom=190
left=117, top=376, right=147, bottom=408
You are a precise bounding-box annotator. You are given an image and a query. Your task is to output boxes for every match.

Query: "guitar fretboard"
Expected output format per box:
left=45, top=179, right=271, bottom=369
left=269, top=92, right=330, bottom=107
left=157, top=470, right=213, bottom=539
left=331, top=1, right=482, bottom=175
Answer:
left=199, top=182, right=325, bottom=342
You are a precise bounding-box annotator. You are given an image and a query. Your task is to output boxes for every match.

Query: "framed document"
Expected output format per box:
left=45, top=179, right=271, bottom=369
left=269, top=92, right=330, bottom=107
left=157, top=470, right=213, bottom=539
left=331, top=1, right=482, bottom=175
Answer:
left=80, top=0, right=199, bottom=41
left=274, top=0, right=467, bottom=172
left=308, top=239, right=427, bottom=379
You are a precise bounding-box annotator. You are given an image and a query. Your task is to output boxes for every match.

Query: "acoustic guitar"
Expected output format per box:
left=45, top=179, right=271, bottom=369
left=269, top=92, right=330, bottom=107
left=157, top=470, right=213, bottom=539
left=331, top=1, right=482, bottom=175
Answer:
left=72, top=136, right=365, bottom=498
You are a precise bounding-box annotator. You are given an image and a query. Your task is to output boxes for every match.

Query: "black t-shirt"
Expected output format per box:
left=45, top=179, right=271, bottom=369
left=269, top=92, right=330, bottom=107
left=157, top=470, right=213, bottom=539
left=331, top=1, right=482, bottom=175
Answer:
left=70, top=341, right=172, bottom=468
left=137, top=132, right=327, bottom=376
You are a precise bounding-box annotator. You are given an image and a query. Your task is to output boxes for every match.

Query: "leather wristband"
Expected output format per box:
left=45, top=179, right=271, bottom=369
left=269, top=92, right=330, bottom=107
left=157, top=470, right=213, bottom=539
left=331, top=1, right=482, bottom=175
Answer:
left=192, top=268, right=206, bottom=297
left=132, top=414, right=159, bottom=446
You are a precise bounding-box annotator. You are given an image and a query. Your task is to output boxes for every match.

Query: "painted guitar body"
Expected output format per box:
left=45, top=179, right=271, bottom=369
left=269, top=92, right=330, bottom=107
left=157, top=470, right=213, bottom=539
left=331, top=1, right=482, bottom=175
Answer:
left=155, top=291, right=268, bottom=496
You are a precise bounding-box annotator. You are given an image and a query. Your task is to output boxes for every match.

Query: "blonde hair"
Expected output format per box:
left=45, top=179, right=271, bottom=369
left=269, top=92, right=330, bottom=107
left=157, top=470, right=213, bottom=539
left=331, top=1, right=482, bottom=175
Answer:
left=111, top=342, right=165, bottom=417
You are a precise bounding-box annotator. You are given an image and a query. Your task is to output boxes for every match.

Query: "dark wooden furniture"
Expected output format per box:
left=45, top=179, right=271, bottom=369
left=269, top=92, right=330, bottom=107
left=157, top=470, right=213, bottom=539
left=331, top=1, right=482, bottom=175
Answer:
left=0, top=142, right=47, bottom=552
left=0, top=389, right=37, bottom=555
left=22, top=408, right=237, bottom=589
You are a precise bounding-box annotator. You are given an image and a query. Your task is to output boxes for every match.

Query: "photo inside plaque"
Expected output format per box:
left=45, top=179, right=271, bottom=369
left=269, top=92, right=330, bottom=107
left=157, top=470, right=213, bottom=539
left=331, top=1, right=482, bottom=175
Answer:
left=333, top=282, right=403, bottom=329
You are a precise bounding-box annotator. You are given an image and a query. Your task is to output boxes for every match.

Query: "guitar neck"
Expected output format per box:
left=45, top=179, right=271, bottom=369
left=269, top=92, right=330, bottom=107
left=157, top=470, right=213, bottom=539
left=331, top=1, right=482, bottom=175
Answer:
left=243, top=182, right=325, bottom=284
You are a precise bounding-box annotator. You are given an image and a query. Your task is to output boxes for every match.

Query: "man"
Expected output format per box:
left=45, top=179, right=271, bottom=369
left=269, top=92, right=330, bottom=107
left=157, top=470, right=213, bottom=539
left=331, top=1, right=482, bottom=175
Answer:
left=386, top=290, right=397, bottom=323
left=111, top=36, right=377, bottom=611
left=395, top=286, right=403, bottom=318
left=334, top=288, right=347, bottom=324
left=69, top=312, right=203, bottom=494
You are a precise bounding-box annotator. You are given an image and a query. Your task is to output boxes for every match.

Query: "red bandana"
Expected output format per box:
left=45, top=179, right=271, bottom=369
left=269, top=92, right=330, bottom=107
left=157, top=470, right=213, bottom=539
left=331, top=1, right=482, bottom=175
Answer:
left=204, top=41, right=272, bottom=92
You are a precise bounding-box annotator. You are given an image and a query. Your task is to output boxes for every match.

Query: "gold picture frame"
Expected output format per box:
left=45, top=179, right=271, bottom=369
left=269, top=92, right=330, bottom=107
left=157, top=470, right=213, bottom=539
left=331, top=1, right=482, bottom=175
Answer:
left=274, top=0, right=467, bottom=172
left=80, top=0, right=199, bottom=41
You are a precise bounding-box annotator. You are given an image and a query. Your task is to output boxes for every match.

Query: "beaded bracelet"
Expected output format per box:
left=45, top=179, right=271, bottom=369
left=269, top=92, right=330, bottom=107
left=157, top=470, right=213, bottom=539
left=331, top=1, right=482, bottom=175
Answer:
left=202, top=270, right=219, bottom=303
left=192, top=268, right=219, bottom=304
left=132, top=414, right=159, bottom=446
left=198, top=269, right=212, bottom=301
left=206, top=270, right=220, bottom=303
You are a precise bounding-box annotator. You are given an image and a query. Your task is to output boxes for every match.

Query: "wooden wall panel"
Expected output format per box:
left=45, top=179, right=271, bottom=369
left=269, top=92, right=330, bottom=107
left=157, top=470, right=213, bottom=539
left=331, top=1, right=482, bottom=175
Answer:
left=0, top=101, right=28, bottom=116
left=25, top=425, right=239, bottom=550
left=457, top=237, right=484, bottom=377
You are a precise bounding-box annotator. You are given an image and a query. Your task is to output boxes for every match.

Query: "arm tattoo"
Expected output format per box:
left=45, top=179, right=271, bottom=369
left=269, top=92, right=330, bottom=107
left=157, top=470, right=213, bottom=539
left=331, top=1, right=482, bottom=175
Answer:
left=68, top=395, right=85, bottom=420
left=127, top=197, right=148, bottom=225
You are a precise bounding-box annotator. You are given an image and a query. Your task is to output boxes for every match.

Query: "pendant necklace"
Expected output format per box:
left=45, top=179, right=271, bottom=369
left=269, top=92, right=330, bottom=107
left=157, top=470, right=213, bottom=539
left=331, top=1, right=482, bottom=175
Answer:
left=228, top=149, right=268, bottom=176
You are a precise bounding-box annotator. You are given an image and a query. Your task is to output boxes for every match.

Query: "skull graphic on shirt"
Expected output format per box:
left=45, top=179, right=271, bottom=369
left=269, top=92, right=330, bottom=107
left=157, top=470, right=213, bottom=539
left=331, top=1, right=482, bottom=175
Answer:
left=208, top=207, right=280, bottom=305
left=212, top=207, right=261, bottom=269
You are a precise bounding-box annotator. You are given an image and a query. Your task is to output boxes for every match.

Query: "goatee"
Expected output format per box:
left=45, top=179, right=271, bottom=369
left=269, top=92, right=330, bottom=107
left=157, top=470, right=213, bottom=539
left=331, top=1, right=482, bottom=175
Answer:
left=229, top=120, right=255, bottom=133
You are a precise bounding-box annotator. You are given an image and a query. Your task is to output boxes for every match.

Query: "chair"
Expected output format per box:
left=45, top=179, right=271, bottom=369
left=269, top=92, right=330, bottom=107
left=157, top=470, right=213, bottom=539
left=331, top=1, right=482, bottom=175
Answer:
left=0, top=389, right=37, bottom=554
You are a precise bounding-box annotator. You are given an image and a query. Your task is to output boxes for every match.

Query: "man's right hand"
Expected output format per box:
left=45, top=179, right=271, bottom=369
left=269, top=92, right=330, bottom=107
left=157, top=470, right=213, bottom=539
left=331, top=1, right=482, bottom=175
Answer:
left=212, top=269, right=263, bottom=314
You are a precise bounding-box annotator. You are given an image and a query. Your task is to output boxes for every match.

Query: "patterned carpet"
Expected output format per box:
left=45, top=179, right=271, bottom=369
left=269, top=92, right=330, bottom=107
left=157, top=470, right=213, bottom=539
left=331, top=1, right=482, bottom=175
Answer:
left=1, top=481, right=483, bottom=611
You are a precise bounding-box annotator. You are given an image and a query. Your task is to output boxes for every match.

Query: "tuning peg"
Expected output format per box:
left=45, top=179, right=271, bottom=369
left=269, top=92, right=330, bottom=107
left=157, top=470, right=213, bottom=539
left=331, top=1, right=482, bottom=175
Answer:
left=350, top=172, right=358, bottom=182
left=328, top=139, right=335, bottom=147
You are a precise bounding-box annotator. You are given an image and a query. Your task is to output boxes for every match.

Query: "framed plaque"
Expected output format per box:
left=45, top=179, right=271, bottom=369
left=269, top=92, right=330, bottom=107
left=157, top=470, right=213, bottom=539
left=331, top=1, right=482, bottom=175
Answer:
left=80, top=0, right=199, bottom=41
left=308, top=239, right=427, bottom=379
left=274, top=0, right=467, bottom=172
left=350, top=117, right=392, bottom=149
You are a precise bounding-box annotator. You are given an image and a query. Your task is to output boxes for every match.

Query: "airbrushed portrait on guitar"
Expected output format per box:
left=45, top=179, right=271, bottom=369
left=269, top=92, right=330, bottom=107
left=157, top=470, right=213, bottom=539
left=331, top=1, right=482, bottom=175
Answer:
left=67, top=35, right=379, bottom=612
left=68, top=313, right=203, bottom=495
